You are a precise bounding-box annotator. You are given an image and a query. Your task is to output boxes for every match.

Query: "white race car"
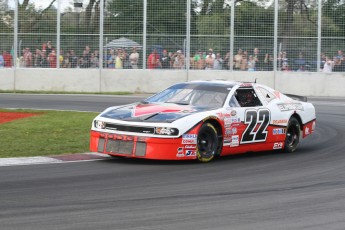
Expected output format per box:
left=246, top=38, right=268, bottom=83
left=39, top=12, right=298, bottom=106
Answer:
left=90, top=80, right=316, bottom=162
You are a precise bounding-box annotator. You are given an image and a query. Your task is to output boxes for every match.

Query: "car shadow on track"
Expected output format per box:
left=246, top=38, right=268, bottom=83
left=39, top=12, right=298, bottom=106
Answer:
left=97, top=147, right=314, bottom=166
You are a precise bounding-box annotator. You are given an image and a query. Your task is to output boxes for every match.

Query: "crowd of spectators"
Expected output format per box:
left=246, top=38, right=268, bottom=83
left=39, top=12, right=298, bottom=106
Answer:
left=1, top=41, right=344, bottom=72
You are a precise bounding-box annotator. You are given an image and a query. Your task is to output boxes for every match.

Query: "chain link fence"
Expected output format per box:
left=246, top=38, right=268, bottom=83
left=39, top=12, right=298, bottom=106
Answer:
left=0, top=0, right=344, bottom=72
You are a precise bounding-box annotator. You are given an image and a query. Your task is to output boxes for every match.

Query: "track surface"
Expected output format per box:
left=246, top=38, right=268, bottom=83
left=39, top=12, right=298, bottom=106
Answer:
left=0, top=94, right=345, bottom=230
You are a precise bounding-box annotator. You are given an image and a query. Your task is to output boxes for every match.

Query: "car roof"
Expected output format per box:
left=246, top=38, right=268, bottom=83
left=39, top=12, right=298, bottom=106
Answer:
left=185, top=80, right=239, bottom=88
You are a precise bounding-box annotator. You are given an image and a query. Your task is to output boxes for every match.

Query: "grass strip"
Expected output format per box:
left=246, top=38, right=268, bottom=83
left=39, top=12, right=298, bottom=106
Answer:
left=0, top=109, right=98, bottom=158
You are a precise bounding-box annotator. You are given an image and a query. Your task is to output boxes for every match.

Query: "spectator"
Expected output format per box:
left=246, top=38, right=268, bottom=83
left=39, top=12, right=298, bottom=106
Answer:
left=59, top=50, right=64, bottom=67
left=296, top=65, right=307, bottom=72
left=62, top=51, right=70, bottom=68
left=213, top=53, right=223, bottom=70
left=39, top=50, right=49, bottom=68
left=233, top=49, right=243, bottom=70
left=192, top=50, right=204, bottom=70
left=322, top=56, right=333, bottom=72
left=115, top=48, right=124, bottom=69
left=160, top=49, right=171, bottom=69
left=147, top=49, right=160, bottom=69
left=294, top=52, right=306, bottom=70
left=107, top=49, right=115, bottom=69
left=247, top=55, right=256, bottom=71
left=263, top=53, right=273, bottom=71
left=46, top=41, right=53, bottom=55
left=173, top=50, right=185, bottom=69
left=129, top=47, right=139, bottom=69
left=240, top=50, right=248, bottom=71
left=82, top=46, right=91, bottom=68
left=0, top=53, right=4, bottom=68
left=69, top=50, right=78, bottom=68
left=80, top=50, right=90, bottom=68
left=2, top=51, right=12, bottom=67
left=205, top=50, right=214, bottom=70
left=206, top=48, right=215, bottom=59
left=48, top=50, right=57, bottom=68
left=336, top=50, right=343, bottom=60
left=90, top=53, right=99, bottom=68
left=33, top=49, right=42, bottom=67
left=278, top=51, right=288, bottom=70
left=333, top=56, right=345, bottom=72
left=24, top=48, right=32, bottom=67
left=281, top=62, right=292, bottom=71
left=223, top=51, right=230, bottom=70
left=252, top=47, right=263, bottom=71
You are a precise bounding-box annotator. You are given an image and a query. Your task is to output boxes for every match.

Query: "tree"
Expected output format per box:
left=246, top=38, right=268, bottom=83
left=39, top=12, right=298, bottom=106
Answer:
left=17, top=0, right=57, bottom=33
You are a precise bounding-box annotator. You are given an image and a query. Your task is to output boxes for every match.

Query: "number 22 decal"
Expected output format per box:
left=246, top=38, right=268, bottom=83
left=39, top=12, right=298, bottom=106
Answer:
left=241, top=109, right=270, bottom=143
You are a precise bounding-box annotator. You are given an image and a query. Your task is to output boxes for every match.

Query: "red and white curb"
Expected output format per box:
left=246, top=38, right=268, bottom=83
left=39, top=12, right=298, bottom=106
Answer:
left=0, top=153, right=110, bottom=167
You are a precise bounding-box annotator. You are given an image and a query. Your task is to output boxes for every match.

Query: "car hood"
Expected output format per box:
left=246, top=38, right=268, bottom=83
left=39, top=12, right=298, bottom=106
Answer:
left=100, top=103, right=212, bottom=123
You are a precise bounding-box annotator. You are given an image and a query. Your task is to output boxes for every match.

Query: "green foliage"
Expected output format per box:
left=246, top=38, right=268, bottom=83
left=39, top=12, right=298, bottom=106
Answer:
left=234, top=1, right=274, bottom=36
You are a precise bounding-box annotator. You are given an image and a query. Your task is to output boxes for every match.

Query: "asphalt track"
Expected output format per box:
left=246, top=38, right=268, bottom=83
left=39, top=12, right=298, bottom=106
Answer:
left=0, top=94, right=345, bottom=230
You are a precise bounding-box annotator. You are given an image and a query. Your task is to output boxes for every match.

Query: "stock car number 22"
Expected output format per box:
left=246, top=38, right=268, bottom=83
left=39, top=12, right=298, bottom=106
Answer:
left=241, top=109, right=270, bottom=144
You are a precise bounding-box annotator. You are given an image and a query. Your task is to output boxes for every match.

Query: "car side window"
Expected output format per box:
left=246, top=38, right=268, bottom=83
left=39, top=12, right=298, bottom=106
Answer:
left=229, top=95, right=241, bottom=107
left=235, top=88, right=263, bottom=107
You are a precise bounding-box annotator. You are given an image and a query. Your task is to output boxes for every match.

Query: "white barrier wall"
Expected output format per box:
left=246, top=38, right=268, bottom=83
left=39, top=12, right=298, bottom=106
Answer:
left=0, top=68, right=344, bottom=96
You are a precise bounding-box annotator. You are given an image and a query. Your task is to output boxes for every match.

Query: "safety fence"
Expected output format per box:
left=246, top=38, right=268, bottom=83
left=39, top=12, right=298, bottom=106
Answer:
left=0, top=0, right=345, bottom=72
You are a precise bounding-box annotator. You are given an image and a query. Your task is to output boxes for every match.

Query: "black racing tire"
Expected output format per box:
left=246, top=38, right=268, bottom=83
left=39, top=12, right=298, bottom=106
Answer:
left=196, top=123, right=219, bottom=163
left=283, top=117, right=301, bottom=153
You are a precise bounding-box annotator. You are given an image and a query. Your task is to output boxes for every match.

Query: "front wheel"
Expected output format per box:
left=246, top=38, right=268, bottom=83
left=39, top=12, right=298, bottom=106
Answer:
left=284, top=117, right=301, bottom=153
left=196, top=123, right=219, bottom=163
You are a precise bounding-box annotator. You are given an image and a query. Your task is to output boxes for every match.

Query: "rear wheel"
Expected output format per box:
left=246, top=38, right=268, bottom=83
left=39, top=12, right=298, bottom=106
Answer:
left=196, top=123, right=219, bottom=162
left=284, top=117, right=301, bottom=153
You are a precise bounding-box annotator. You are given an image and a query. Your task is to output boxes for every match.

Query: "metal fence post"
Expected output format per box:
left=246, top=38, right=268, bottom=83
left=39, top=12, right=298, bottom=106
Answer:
left=143, top=0, right=147, bottom=70
left=317, top=0, right=322, bottom=72
left=57, top=0, right=61, bottom=69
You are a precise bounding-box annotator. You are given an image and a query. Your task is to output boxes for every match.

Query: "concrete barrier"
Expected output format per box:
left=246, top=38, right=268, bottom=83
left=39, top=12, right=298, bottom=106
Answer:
left=1, top=68, right=344, bottom=96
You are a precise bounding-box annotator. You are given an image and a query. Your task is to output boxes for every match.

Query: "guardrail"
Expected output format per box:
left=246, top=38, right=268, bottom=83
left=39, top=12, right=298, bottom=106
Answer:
left=0, top=69, right=344, bottom=97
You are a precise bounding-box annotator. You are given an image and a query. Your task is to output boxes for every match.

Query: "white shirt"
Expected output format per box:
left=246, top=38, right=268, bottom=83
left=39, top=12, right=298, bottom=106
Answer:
left=323, top=61, right=333, bottom=72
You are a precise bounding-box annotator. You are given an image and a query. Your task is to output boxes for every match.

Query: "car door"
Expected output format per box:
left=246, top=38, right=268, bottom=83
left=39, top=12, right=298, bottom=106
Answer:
left=222, top=86, right=271, bottom=155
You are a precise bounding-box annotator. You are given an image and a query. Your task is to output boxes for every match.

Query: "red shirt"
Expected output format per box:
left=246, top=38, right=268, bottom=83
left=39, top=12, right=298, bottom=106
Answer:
left=3, top=53, right=13, bottom=67
left=48, top=53, right=57, bottom=68
left=147, top=53, right=160, bottom=69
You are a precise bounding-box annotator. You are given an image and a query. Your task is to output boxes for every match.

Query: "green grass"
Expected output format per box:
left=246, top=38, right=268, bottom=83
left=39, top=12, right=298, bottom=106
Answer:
left=0, top=109, right=98, bottom=158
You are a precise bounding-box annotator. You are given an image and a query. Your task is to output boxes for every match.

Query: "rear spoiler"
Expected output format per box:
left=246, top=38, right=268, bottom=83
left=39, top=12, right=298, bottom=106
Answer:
left=284, top=94, right=308, bottom=102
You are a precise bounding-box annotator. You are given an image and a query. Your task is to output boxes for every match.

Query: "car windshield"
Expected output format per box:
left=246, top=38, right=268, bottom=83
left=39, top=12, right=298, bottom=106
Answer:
left=144, top=83, right=231, bottom=108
